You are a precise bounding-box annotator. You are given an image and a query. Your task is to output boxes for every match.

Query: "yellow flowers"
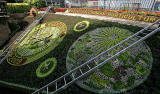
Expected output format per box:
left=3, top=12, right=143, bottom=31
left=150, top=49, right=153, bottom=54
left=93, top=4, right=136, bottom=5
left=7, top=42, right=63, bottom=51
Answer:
left=7, top=3, right=29, bottom=6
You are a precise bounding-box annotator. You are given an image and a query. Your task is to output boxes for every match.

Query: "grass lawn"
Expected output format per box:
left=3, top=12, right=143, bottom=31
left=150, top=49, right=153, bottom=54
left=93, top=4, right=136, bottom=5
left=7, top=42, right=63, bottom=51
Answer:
left=0, top=14, right=160, bottom=94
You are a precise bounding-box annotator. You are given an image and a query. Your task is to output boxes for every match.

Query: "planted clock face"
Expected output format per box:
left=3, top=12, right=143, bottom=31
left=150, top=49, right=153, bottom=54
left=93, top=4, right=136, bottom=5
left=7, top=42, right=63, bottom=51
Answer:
left=66, top=27, right=152, bottom=93
left=73, top=21, right=90, bottom=32
left=7, top=21, right=67, bottom=66
left=36, top=58, right=57, bottom=78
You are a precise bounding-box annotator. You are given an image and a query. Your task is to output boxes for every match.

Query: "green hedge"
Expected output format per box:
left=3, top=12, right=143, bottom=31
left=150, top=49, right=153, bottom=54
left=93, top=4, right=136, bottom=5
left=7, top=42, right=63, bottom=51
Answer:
left=30, top=0, right=46, bottom=9
left=8, top=22, right=20, bottom=32
left=7, top=4, right=31, bottom=13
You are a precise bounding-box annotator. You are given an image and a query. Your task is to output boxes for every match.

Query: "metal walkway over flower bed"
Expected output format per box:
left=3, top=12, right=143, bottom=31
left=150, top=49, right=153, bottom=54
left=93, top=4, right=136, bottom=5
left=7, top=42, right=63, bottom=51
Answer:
left=32, top=20, right=160, bottom=94
left=0, top=1, right=159, bottom=93
left=0, top=6, right=52, bottom=64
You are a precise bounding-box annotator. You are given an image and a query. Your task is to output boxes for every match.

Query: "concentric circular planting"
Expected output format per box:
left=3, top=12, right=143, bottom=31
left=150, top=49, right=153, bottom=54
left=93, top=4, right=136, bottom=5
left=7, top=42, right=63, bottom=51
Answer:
left=73, top=21, right=90, bottom=32
left=36, top=58, right=57, bottom=78
left=66, top=27, right=152, bottom=93
left=7, top=21, right=67, bottom=66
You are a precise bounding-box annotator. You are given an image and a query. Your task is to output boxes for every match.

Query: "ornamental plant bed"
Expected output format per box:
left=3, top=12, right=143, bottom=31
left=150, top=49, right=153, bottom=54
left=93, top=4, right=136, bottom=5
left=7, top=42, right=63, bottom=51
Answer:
left=36, top=58, right=57, bottom=78
left=7, top=21, right=67, bottom=66
left=68, top=8, right=159, bottom=23
left=54, top=8, right=67, bottom=12
left=73, top=20, right=90, bottom=32
left=39, top=7, right=67, bottom=12
left=0, top=14, right=159, bottom=94
left=7, top=3, right=30, bottom=13
left=66, top=27, right=152, bottom=93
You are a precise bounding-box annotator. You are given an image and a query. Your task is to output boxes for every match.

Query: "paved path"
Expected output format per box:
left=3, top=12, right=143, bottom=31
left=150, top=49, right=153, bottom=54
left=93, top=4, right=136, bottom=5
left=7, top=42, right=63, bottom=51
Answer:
left=54, top=12, right=158, bottom=29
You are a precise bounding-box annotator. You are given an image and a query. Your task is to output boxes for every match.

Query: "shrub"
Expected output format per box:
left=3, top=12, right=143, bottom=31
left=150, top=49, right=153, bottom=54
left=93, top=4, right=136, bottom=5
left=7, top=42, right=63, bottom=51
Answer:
left=7, top=3, right=30, bottom=13
left=135, top=65, right=147, bottom=76
left=30, top=0, right=46, bottom=9
left=8, top=22, right=20, bottom=32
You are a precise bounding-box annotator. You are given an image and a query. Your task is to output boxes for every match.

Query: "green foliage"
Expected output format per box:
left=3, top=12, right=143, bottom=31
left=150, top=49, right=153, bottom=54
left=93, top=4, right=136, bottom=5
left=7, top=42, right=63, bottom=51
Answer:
left=90, top=73, right=111, bottom=87
left=7, top=21, right=67, bottom=66
left=36, top=58, right=57, bottom=78
left=99, top=61, right=116, bottom=77
left=0, top=49, right=3, bottom=54
left=30, top=0, right=46, bottom=9
left=130, top=56, right=136, bottom=65
left=54, top=2, right=60, bottom=9
left=68, top=51, right=74, bottom=58
left=135, top=52, right=150, bottom=64
left=98, top=59, right=105, bottom=64
left=127, top=76, right=135, bottom=87
left=66, top=59, right=77, bottom=66
left=83, top=81, right=103, bottom=89
left=7, top=4, right=30, bottom=13
left=117, top=53, right=129, bottom=63
left=91, top=27, right=133, bottom=56
left=123, top=63, right=134, bottom=69
left=135, top=65, right=147, bottom=76
left=84, top=47, right=93, bottom=54
left=8, top=22, right=20, bottom=32
left=68, top=34, right=92, bottom=61
left=112, top=81, right=126, bottom=91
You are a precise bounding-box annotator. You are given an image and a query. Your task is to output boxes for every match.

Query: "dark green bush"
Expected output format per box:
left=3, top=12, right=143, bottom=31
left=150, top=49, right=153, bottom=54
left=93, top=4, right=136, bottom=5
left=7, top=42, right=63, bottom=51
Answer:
left=7, top=5, right=31, bottom=13
left=30, top=0, right=46, bottom=9
left=8, top=22, right=20, bottom=32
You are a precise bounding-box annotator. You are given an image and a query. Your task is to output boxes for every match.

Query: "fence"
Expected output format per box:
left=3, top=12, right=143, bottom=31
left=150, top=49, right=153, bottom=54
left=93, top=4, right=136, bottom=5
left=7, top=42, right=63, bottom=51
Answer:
left=59, top=0, right=160, bottom=12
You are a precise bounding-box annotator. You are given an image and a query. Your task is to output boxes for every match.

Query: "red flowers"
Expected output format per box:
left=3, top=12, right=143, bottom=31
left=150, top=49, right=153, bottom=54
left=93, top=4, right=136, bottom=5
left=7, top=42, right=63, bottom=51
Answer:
left=60, top=31, right=66, bottom=37
left=39, top=7, right=67, bottom=12
left=54, top=8, right=67, bottom=12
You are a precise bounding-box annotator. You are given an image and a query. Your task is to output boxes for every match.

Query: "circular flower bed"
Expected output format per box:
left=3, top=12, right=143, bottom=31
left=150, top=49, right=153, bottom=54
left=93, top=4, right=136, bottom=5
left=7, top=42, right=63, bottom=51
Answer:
left=73, top=21, right=90, bottom=32
left=36, top=58, right=57, bottom=78
left=66, top=27, right=152, bottom=93
left=7, top=21, right=67, bottom=66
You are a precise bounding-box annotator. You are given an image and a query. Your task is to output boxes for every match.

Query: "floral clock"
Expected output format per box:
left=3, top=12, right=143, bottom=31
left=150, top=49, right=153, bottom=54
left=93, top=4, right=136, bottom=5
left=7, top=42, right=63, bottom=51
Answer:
left=66, top=27, right=152, bottom=93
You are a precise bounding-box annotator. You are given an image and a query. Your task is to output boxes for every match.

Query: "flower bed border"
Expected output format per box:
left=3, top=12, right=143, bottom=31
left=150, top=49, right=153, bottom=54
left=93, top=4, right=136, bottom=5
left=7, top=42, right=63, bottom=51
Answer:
left=68, top=8, right=159, bottom=23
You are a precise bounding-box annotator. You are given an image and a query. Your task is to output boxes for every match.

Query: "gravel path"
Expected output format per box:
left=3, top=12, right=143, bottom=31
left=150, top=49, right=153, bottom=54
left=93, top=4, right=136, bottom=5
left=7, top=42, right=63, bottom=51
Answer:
left=54, top=12, right=158, bottom=29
